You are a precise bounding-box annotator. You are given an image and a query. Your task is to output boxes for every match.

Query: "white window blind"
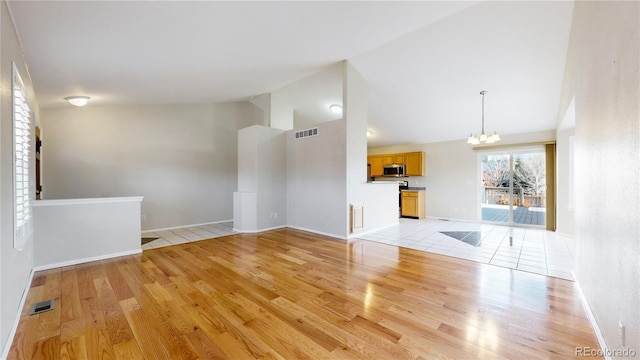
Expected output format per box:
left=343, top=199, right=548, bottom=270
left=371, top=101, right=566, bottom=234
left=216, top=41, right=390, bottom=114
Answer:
left=13, top=63, right=32, bottom=249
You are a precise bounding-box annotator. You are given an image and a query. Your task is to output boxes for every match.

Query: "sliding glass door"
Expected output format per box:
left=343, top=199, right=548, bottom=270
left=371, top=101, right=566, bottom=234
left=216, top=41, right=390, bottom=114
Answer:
left=512, top=152, right=546, bottom=226
left=480, top=148, right=547, bottom=227
left=480, top=154, right=511, bottom=224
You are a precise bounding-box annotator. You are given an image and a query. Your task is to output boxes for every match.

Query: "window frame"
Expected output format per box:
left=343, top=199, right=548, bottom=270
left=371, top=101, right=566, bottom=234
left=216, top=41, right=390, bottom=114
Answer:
left=12, top=62, right=32, bottom=249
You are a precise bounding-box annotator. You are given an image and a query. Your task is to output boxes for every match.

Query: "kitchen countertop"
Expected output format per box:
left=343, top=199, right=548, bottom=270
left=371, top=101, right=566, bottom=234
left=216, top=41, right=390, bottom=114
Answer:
left=402, top=187, right=426, bottom=191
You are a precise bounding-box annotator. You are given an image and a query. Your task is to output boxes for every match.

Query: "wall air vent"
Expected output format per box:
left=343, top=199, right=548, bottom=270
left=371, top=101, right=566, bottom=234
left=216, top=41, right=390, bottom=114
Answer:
left=294, top=127, right=319, bottom=140
left=29, top=299, right=55, bottom=315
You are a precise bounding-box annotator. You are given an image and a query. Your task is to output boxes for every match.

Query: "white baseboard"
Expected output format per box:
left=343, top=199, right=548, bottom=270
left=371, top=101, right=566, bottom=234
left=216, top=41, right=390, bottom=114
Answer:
left=233, top=224, right=347, bottom=240
left=149, top=221, right=346, bottom=241
left=573, top=271, right=611, bottom=360
left=143, top=219, right=233, bottom=233
left=233, top=225, right=286, bottom=233
left=0, top=268, right=35, bottom=360
left=286, top=225, right=347, bottom=240
left=347, top=222, right=399, bottom=240
left=32, top=249, right=142, bottom=272
left=2, top=248, right=142, bottom=359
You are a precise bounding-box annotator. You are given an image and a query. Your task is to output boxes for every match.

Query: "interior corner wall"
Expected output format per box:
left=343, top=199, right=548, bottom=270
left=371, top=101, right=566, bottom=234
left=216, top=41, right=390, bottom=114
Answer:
left=40, top=102, right=265, bottom=231
left=560, top=0, right=639, bottom=355
left=236, top=125, right=287, bottom=232
left=270, top=92, right=293, bottom=131
left=248, top=93, right=271, bottom=126
left=0, top=0, right=38, bottom=353
left=287, top=119, right=347, bottom=238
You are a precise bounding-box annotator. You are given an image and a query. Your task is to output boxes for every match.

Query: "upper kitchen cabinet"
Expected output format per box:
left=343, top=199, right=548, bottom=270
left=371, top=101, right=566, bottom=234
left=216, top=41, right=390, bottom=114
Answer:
left=367, top=151, right=424, bottom=177
left=368, top=155, right=384, bottom=176
left=381, top=154, right=405, bottom=165
left=405, top=151, right=424, bottom=176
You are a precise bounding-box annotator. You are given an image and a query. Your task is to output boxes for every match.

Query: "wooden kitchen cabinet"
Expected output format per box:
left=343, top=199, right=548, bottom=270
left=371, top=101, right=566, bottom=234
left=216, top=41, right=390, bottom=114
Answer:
left=405, top=151, right=424, bottom=176
left=368, top=155, right=384, bottom=176
left=401, top=190, right=425, bottom=218
left=367, top=150, right=425, bottom=176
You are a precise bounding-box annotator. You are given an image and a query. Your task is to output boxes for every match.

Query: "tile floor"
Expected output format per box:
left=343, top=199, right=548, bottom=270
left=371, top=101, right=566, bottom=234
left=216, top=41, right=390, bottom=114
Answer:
left=141, top=221, right=237, bottom=250
left=141, top=218, right=575, bottom=281
left=358, top=218, right=575, bottom=280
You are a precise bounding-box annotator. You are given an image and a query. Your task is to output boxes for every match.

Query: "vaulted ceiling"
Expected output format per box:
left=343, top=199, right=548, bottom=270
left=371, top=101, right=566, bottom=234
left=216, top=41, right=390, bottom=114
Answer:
left=7, top=1, right=573, bottom=147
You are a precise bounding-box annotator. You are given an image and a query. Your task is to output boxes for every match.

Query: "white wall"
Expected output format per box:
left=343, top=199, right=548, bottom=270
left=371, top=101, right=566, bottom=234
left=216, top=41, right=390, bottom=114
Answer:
left=555, top=128, right=575, bottom=236
left=256, top=130, right=287, bottom=230
left=233, top=192, right=257, bottom=232
left=559, top=1, right=639, bottom=355
left=270, top=92, right=293, bottom=131
left=369, top=130, right=555, bottom=221
left=272, top=64, right=349, bottom=239
left=273, top=63, right=343, bottom=130
left=345, top=62, right=369, bottom=193
left=236, top=62, right=397, bottom=239
left=0, top=0, right=39, bottom=353
left=33, top=197, right=142, bottom=269
left=40, top=102, right=264, bottom=231
left=249, top=93, right=271, bottom=126
left=344, top=62, right=398, bottom=236
left=235, top=125, right=287, bottom=232
left=287, top=119, right=347, bottom=238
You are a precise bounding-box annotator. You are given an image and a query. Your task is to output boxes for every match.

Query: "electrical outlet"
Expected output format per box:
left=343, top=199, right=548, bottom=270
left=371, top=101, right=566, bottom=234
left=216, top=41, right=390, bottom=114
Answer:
left=274, top=212, right=278, bottom=218
left=619, top=321, right=625, bottom=346
left=141, top=214, right=146, bottom=221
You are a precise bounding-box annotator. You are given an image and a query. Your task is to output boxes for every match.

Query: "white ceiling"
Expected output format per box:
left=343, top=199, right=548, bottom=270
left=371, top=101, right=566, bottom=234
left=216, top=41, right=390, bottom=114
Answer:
left=7, top=0, right=573, bottom=147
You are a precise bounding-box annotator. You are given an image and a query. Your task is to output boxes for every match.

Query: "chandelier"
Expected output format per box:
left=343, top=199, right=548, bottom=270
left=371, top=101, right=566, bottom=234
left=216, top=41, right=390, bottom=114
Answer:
left=467, top=90, right=500, bottom=145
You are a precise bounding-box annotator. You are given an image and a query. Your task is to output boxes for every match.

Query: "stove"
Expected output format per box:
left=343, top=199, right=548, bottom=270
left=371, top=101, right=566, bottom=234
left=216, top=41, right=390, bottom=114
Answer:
left=398, top=180, right=409, bottom=214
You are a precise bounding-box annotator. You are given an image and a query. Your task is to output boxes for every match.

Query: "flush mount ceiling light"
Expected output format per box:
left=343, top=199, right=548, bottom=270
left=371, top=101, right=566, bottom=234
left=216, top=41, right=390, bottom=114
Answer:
left=329, top=104, right=343, bottom=115
left=467, top=90, right=500, bottom=145
left=64, top=96, right=90, bottom=107
left=366, top=130, right=373, bottom=137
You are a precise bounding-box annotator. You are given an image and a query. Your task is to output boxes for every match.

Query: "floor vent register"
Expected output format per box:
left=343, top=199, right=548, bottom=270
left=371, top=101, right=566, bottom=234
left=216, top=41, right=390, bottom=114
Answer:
left=29, top=299, right=55, bottom=315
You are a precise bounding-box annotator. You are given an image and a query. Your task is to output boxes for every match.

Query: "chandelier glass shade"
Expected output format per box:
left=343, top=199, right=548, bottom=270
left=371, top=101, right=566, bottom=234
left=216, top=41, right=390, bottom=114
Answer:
left=467, top=90, right=500, bottom=145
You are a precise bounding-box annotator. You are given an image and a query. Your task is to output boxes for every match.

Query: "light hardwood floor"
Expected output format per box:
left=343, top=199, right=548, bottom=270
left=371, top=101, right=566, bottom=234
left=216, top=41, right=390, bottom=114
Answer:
left=8, top=228, right=601, bottom=359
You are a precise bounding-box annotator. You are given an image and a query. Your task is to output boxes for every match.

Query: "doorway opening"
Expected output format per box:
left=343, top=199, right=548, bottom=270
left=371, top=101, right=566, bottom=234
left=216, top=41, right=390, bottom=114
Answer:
left=35, top=125, right=42, bottom=200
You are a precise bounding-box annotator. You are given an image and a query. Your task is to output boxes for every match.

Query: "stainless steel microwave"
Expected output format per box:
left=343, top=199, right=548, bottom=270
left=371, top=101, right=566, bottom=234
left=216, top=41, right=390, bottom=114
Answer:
left=383, top=164, right=406, bottom=177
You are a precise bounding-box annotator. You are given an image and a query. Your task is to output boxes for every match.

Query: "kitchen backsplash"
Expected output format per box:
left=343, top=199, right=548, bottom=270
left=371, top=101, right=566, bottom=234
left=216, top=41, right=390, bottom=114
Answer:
left=372, top=176, right=426, bottom=187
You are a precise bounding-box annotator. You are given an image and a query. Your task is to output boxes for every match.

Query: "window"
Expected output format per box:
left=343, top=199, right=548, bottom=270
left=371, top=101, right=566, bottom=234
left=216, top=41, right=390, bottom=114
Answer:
left=478, top=143, right=556, bottom=230
left=13, top=63, right=32, bottom=249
